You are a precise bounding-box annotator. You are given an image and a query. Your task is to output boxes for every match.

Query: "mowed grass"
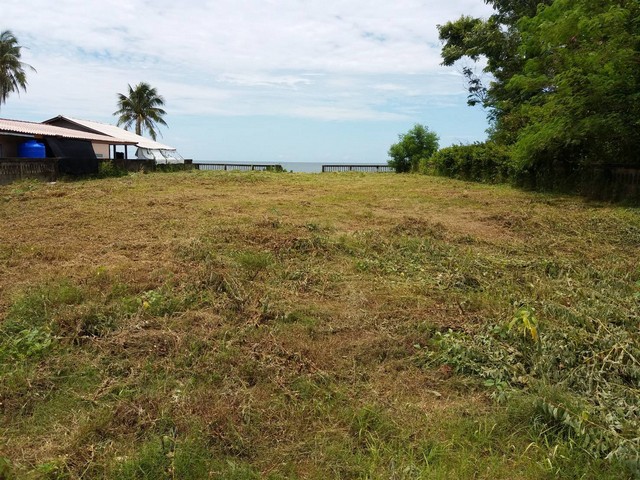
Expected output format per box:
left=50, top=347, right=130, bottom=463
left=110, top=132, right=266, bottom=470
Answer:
left=0, top=171, right=638, bottom=479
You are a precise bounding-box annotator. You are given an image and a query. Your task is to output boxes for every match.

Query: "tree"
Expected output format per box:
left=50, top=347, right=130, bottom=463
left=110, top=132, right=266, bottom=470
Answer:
left=0, top=30, right=35, bottom=110
left=507, top=0, right=640, bottom=175
left=438, top=0, right=640, bottom=189
left=113, top=82, right=167, bottom=140
left=438, top=0, right=554, bottom=144
left=388, top=124, right=439, bottom=173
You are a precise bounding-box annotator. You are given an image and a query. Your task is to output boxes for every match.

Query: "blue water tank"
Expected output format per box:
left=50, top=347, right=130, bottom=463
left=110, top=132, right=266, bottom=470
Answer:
left=18, top=139, right=46, bottom=158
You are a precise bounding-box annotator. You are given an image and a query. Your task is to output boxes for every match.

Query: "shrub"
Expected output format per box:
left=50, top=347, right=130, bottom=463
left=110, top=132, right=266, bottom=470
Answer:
left=98, top=161, right=128, bottom=178
left=429, top=142, right=513, bottom=183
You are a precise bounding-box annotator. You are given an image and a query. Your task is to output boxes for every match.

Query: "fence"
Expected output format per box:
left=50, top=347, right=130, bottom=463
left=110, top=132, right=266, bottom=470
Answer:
left=0, top=158, right=195, bottom=185
left=193, top=163, right=283, bottom=172
left=0, top=158, right=58, bottom=185
left=1, top=158, right=637, bottom=201
left=590, top=164, right=640, bottom=201
left=322, top=164, right=394, bottom=173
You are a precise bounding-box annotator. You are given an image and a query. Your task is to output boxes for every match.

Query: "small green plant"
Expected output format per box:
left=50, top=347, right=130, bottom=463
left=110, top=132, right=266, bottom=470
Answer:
left=34, top=459, right=70, bottom=479
left=138, top=288, right=190, bottom=317
left=0, top=457, right=16, bottom=480
left=509, top=306, right=539, bottom=343
left=1, top=326, right=52, bottom=361
left=6, top=280, right=83, bottom=330
left=236, top=251, right=273, bottom=280
left=426, top=303, right=640, bottom=469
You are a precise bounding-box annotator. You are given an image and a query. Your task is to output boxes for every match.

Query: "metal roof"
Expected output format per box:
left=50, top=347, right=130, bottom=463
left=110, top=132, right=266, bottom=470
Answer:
left=43, top=115, right=175, bottom=150
left=0, top=118, right=135, bottom=145
left=0, top=118, right=136, bottom=144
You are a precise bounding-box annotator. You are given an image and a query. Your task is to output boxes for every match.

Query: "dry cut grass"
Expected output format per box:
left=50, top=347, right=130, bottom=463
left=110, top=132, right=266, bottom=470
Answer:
left=0, top=171, right=638, bottom=479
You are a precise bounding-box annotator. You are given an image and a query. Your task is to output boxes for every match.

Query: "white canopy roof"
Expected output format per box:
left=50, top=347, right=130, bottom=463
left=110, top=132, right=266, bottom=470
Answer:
left=43, top=115, right=176, bottom=150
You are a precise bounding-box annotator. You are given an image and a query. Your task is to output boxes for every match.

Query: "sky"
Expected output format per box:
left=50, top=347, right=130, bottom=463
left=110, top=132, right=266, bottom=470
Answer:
left=2, top=0, right=494, bottom=163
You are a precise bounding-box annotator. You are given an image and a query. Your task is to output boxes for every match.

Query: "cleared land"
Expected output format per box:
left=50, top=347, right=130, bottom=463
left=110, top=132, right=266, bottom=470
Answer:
left=0, top=171, right=638, bottom=479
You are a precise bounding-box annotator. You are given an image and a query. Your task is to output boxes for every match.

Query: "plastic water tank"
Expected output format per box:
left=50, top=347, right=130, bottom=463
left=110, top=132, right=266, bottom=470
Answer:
left=18, top=139, right=46, bottom=158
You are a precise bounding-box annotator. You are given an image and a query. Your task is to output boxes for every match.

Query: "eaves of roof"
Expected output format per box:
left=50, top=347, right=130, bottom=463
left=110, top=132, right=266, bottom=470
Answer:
left=0, top=118, right=136, bottom=145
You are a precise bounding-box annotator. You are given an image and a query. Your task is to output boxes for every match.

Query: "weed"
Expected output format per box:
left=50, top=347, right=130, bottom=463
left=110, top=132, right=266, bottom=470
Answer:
left=0, top=326, right=52, bottom=361
left=235, top=251, right=273, bottom=280
left=98, top=161, right=128, bottom=178
left=426, top=301, right=640, bottom=470
left=5, top=279, right=83, bottom=331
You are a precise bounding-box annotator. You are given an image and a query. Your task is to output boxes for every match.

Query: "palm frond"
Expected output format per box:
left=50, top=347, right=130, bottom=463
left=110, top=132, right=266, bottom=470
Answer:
left=113, top=82, right=168, bottom=138
left=0, top=30, right=35, bottom=109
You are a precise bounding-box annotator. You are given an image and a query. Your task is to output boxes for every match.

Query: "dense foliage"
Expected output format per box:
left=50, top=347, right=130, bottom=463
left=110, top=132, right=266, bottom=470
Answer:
left=0, top=30, right=35, bottom=110
left=113, top=82, right=168, bottom=140
left=387, top=124, right=439, bottom=173
left=429, top=142, right=512, bottom=183
left=438, top=0, right=640, bottom=191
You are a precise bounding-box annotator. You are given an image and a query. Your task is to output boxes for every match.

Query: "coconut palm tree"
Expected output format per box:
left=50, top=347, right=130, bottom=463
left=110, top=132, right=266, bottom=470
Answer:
left=0, top=30, right=35, bottom=110
left=113, top=82, right=167, bottom=140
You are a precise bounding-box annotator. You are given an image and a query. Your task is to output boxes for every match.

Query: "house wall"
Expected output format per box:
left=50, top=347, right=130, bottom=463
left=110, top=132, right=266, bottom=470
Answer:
left=93, top=143, right=110, bottom=158
left=0, top=135, right=20, bottom=158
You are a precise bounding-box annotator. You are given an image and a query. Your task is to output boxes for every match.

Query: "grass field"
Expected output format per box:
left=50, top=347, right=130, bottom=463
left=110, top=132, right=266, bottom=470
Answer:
left=1, top=171, right=639, bottom=479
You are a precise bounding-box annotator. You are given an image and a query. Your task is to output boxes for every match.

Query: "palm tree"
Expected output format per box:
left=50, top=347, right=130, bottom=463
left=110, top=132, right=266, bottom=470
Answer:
left=0, top=30, right=35, bottom=110
left=113, top=82, right=167, bottom=140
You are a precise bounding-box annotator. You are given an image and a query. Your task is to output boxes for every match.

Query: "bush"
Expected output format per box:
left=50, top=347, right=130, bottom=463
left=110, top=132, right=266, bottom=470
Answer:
left=98, top=160, right=128, bottom=178
left=428, top=142, right=513, bottom=183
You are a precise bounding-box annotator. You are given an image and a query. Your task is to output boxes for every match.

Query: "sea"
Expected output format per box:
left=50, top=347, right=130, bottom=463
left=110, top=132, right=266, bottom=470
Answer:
left=195, top=161, right=385, bottom=173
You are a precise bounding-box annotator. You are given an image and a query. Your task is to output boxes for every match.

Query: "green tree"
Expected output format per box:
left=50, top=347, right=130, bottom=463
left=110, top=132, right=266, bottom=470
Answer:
left=113, top=82, right=168, bottom=140
left=388, top=124, right=439, bottom=173
left=508, top=0, right=640, bottom=178
left=438, top=0, right=554, bottom=144
left=439, top=0, right=640, bottom=189
left=0, top=30, right=35, bottom=110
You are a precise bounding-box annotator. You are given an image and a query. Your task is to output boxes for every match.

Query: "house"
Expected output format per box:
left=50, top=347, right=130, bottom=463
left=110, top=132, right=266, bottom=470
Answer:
left=0, top=118, right=134, bottom=159
left=0, top=117, right=138, bottom=175
left=43, top=116, right=184, bottom=164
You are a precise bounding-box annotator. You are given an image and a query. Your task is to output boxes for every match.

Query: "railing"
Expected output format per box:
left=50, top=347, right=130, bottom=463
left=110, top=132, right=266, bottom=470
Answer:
left=193, top=163, right=283, bottom=172
left=322, top=164, right=393, bottom=173
left=0, top=158, right=58, bottom=185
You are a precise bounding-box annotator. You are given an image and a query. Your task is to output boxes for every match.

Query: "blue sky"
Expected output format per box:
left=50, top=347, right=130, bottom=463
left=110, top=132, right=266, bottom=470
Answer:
left=2, top=0, right=494, bottom=163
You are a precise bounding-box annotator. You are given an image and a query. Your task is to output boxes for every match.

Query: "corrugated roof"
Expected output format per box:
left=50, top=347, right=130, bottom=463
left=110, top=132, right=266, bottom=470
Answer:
left=0, top=118, right=136, bottom=144
left=44, top=116, right=175, bottom=150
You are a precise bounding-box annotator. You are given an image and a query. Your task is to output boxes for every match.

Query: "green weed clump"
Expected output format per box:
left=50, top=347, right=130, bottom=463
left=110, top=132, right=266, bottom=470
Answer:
left=426, top=302, right=640, bottom=473
left=0, top=280, right=83, bottom=362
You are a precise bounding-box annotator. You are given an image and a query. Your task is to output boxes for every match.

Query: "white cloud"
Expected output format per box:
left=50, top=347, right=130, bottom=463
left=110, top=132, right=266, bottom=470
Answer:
left=2, top=0, right=495, bottom=159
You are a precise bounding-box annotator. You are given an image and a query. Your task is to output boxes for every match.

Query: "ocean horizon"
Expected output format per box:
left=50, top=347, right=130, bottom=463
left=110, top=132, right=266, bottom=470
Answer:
left=194, top=161, right=389, bottom=173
